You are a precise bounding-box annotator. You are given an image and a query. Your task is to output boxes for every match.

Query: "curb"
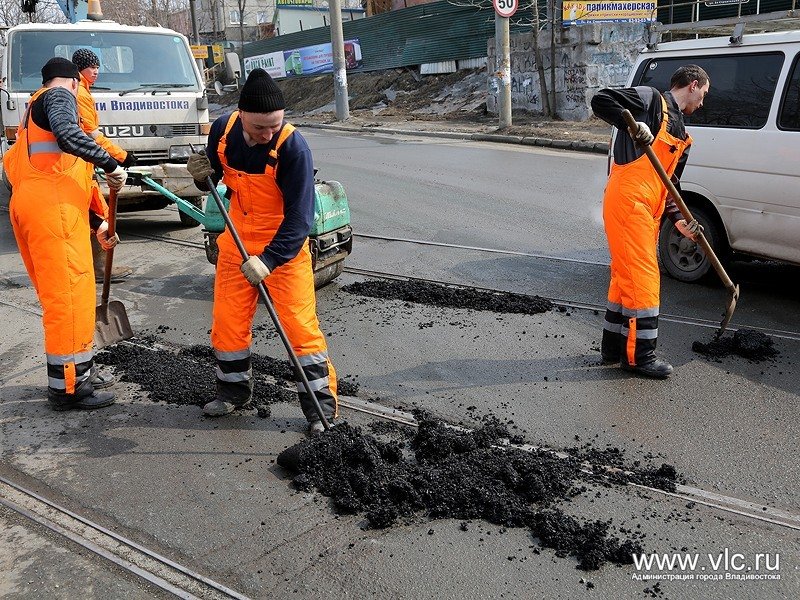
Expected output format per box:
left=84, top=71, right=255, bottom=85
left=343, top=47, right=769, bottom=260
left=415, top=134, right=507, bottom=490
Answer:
left=294, top=121, right=609, bottom=155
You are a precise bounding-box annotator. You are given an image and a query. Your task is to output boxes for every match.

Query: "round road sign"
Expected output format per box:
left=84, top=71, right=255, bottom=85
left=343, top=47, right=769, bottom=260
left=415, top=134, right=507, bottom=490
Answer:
left=493, top=0, right=518, bottom=18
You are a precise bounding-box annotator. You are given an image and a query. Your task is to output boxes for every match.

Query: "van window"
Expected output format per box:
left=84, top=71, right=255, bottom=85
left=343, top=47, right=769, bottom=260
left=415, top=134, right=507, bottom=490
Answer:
left=635, top=53, right=784, bottom=128
left=778, top=54, right=800, bottom=131
left=8, top=30, right=200, bottom=92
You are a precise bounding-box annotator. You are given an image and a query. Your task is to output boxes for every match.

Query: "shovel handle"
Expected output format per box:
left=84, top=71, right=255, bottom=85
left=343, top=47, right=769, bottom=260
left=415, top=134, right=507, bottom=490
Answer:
left=620, top=110, right=736, bottom=292
left=203, top=175, right=332, bottom=431
left=101, top=188, right=118, bottom=303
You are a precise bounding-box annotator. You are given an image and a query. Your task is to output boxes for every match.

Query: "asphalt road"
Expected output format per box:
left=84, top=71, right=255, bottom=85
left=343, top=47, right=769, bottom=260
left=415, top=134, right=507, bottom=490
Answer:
left=1, top=129, right=799, bottom=599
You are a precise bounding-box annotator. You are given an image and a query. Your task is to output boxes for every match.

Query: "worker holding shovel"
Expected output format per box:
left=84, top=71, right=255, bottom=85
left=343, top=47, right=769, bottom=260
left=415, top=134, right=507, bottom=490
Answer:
left=186, top=68, right=337, bottom=433
left=2, top=57, right=127, bottom=410
left=72, top=48, right=137, bottom=286
left=591, top=65, right=710, bottom=379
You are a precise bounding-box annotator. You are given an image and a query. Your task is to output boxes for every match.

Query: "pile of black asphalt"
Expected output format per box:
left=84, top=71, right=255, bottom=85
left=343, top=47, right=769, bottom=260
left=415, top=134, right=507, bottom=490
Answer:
left=279, top=411, right=681, bottom=571
left=692, top=328, right=778, bottom=362
left=342, top=279, right=553, bottom=315
left=96, top=338, right=359, bottom=418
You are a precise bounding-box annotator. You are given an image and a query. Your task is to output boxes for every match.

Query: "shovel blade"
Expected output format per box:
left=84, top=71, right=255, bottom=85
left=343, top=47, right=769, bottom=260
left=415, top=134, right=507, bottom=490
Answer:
left=94, top=300, right=133, bottom=348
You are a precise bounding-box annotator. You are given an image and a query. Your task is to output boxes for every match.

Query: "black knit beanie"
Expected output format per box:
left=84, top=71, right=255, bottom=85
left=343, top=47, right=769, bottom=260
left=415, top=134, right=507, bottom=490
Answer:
left=238, top=69, right=285, bottom=113
left=72, top=48, right=100, bottom=72
left=41, top=57, right=80, bottom=84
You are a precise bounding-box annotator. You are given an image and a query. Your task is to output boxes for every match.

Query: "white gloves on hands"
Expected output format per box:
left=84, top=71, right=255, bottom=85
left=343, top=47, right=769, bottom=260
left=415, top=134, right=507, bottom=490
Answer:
left=675, top=219, right=703, bottom=241
left=633, top=121, right=654, bottom=146
left=105, top=165, right=127, bottom=191
left=187, top=152, right=215, bottom=182
left=96, top=221, right=120, bottom=250
left=240, top=256, right=270, bottom=286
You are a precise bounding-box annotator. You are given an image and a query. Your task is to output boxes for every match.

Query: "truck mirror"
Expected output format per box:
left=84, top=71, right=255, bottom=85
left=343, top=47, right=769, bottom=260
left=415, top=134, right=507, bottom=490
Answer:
left=224, top=52, right=241, bottom=83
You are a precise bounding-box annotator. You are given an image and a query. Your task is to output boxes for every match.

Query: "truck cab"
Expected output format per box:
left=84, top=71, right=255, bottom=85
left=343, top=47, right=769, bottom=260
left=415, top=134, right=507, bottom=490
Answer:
left=1, top=20, right=209, bottom=221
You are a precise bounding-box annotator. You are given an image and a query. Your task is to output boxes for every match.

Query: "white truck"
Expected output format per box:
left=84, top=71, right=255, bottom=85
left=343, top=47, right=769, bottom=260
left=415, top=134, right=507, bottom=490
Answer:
left=0, top=10, right=209, bottom=224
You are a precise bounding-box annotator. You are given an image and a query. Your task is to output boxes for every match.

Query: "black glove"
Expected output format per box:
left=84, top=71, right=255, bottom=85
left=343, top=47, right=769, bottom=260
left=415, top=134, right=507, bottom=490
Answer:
left=121, top=152, right=138, bottom=168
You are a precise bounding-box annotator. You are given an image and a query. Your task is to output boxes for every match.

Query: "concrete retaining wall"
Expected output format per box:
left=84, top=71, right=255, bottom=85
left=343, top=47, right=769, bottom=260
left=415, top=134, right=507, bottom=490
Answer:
left=488, top=24, right=646, bottom=121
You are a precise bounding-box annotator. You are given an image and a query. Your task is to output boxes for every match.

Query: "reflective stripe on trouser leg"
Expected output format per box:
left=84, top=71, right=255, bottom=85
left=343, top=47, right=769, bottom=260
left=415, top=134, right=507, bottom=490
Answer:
left=211, top=247, right=260, bottom=405
left=602, top=298, right=624, bottom=361
left=295, top=351, right=338, bottom=422
left=47, top=350, right=94, bottom=397
left=621, top=310, right=659, bottom=367
left=215, top=348, right=253, bottom=405
left=265, top=245, right=338, bottom=422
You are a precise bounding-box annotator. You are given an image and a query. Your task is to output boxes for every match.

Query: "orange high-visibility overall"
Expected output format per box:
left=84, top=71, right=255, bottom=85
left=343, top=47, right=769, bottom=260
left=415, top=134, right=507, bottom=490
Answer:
left=5, top=87, right=98, bottom=398
left=602, top=96, right=692, bottom=366
left=77, top=74, right=129, bottom=220
left=211, top=112, right=338, bottom=421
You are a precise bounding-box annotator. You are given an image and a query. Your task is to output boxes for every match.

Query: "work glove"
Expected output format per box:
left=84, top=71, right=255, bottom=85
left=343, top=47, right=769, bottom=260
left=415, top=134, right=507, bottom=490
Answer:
left=240, top=256, right=271, bottom=286
left=632, top=121, right=654, bottom=146
left=187, top=152, right=215, bottom=182
left=95, top=220, right=120, bottom=250
left=675, top=218, right=703, bottom=241
left=120, top=151, right=138, bottom=168
left=105, top=165, right=128, bottom=191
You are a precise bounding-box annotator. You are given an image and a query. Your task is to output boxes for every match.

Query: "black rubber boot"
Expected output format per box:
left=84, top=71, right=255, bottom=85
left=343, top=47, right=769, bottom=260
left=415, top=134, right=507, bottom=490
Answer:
left=621, top=358, right=674, bottom=379
left=49, top=390, right=116, bottom=411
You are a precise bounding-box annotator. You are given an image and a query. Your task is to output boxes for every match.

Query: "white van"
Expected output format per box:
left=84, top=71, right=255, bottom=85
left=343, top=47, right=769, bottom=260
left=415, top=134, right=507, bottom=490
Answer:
left=626, top=29, right=800, bottom=281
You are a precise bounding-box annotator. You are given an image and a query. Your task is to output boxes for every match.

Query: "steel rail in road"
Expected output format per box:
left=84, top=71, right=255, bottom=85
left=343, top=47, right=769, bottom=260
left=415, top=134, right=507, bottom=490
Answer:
left=0, top=475, right=251, bottom=600
left=123, top=231, right=800, bottom=342
left=343, top=266, right=800, bottom=342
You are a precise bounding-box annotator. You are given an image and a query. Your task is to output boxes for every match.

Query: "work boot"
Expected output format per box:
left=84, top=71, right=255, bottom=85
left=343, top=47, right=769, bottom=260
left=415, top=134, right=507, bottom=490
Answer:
left=621, top=358, right=674, bottom=379
left=49, top=390, right=116, bottom=411
left=307, top=418, right=336, bottom=436
left=202, top=398, right=252, bottom=417
left=90, top=365, right=116, bottom=389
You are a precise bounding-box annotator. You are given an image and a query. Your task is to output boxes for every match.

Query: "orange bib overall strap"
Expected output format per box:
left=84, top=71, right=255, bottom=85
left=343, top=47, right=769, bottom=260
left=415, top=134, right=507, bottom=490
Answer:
left=210, top=113, right=338, bottom=421
left=8, top=87, right=97, bottom=397
left=601, top=95, right=691, bottom=367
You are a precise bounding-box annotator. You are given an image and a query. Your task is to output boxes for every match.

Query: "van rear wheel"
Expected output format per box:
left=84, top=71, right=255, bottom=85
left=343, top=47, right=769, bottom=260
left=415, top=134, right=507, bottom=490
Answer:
left=658, top=206, right=724, bottom=283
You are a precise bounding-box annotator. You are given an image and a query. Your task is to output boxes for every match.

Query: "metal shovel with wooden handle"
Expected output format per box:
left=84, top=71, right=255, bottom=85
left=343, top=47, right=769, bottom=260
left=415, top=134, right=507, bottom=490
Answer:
left=621, top=109, right=740, bottom=335
left=94, top=188, right=133, bottom=348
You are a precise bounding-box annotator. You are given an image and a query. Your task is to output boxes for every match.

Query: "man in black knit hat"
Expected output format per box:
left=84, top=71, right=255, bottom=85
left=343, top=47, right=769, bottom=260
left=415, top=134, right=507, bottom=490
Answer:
left=186, top=68, right=338, bottom=433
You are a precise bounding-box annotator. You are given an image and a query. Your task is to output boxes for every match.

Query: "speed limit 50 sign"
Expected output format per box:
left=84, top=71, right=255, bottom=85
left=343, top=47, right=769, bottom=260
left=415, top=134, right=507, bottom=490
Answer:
left=493, top=0, right=518, bottom=18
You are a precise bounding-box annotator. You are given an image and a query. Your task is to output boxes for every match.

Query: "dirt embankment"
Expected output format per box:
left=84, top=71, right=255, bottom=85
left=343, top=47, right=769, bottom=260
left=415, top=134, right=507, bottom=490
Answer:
left=213, top=68, right=612, bottom=143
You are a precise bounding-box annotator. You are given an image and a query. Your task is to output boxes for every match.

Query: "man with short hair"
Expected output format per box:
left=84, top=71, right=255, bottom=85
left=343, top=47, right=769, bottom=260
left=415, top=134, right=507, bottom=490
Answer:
left=591, top=64, right=710, bottom=379
left=186, top=68, right=337, bottom=433
left=72, top=47, right=136, bottom=284
left=3, top=57, right=128, bottom=410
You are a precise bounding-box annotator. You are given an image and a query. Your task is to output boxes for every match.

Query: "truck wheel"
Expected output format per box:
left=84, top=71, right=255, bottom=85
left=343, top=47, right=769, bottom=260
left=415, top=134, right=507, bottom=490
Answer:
left=658, top=206, right=725, bottom=283
left=179, top=197, right=203, bottom=227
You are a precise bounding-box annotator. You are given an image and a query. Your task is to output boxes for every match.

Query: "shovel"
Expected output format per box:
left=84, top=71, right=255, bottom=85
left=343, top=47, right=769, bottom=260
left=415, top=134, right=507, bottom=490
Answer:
left=621, top=110, right=740, bottom=335
left=203, top=174, right=332, bottom=432
left=94, top=188, right=133, bottom=348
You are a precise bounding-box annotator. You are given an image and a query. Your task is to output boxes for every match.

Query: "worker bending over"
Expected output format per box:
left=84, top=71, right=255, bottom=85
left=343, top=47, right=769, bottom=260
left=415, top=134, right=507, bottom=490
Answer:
left=186, top=68, right=337, bottom=433
left=591, top=65, right=710, bottom=379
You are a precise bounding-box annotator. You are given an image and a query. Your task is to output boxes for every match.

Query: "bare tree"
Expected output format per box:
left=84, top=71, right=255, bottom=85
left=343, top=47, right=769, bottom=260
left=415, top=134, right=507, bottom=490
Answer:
left=3, top=0, right=67, bottom=26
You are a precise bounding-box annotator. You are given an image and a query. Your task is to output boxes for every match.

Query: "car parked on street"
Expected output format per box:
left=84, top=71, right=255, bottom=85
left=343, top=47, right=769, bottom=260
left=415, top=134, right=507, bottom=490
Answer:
left=626, top=29, right=800, bottom=282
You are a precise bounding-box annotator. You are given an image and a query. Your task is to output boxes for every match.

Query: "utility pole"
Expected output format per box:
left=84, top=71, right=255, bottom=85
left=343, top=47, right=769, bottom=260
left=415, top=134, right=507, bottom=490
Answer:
left=328, top=0, right=350, bottom=121
left=492, top=0, right=517, bottom=129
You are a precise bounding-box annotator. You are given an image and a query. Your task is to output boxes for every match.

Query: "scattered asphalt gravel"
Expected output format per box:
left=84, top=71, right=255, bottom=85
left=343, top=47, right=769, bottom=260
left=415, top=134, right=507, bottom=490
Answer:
left=692, top=328, right=778, bottom=362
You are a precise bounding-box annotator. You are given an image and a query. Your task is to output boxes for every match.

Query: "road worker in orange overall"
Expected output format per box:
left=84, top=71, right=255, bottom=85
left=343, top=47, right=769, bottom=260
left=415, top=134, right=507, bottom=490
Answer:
left=72, top=48, right=136, bottom=285
left=591, top=65, right=710, bottom=379
left=2, top=58, right=128, bottom=410
left=186, top=69, right=337, bottom=433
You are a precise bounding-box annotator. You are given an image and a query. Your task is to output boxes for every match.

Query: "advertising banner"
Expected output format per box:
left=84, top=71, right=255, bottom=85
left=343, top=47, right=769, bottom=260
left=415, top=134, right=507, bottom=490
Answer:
left=245, top=39, right=362, bottom=79
left=243, top=51, right=286, bottom=79
left=562, top=1, right=657, bottom=25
